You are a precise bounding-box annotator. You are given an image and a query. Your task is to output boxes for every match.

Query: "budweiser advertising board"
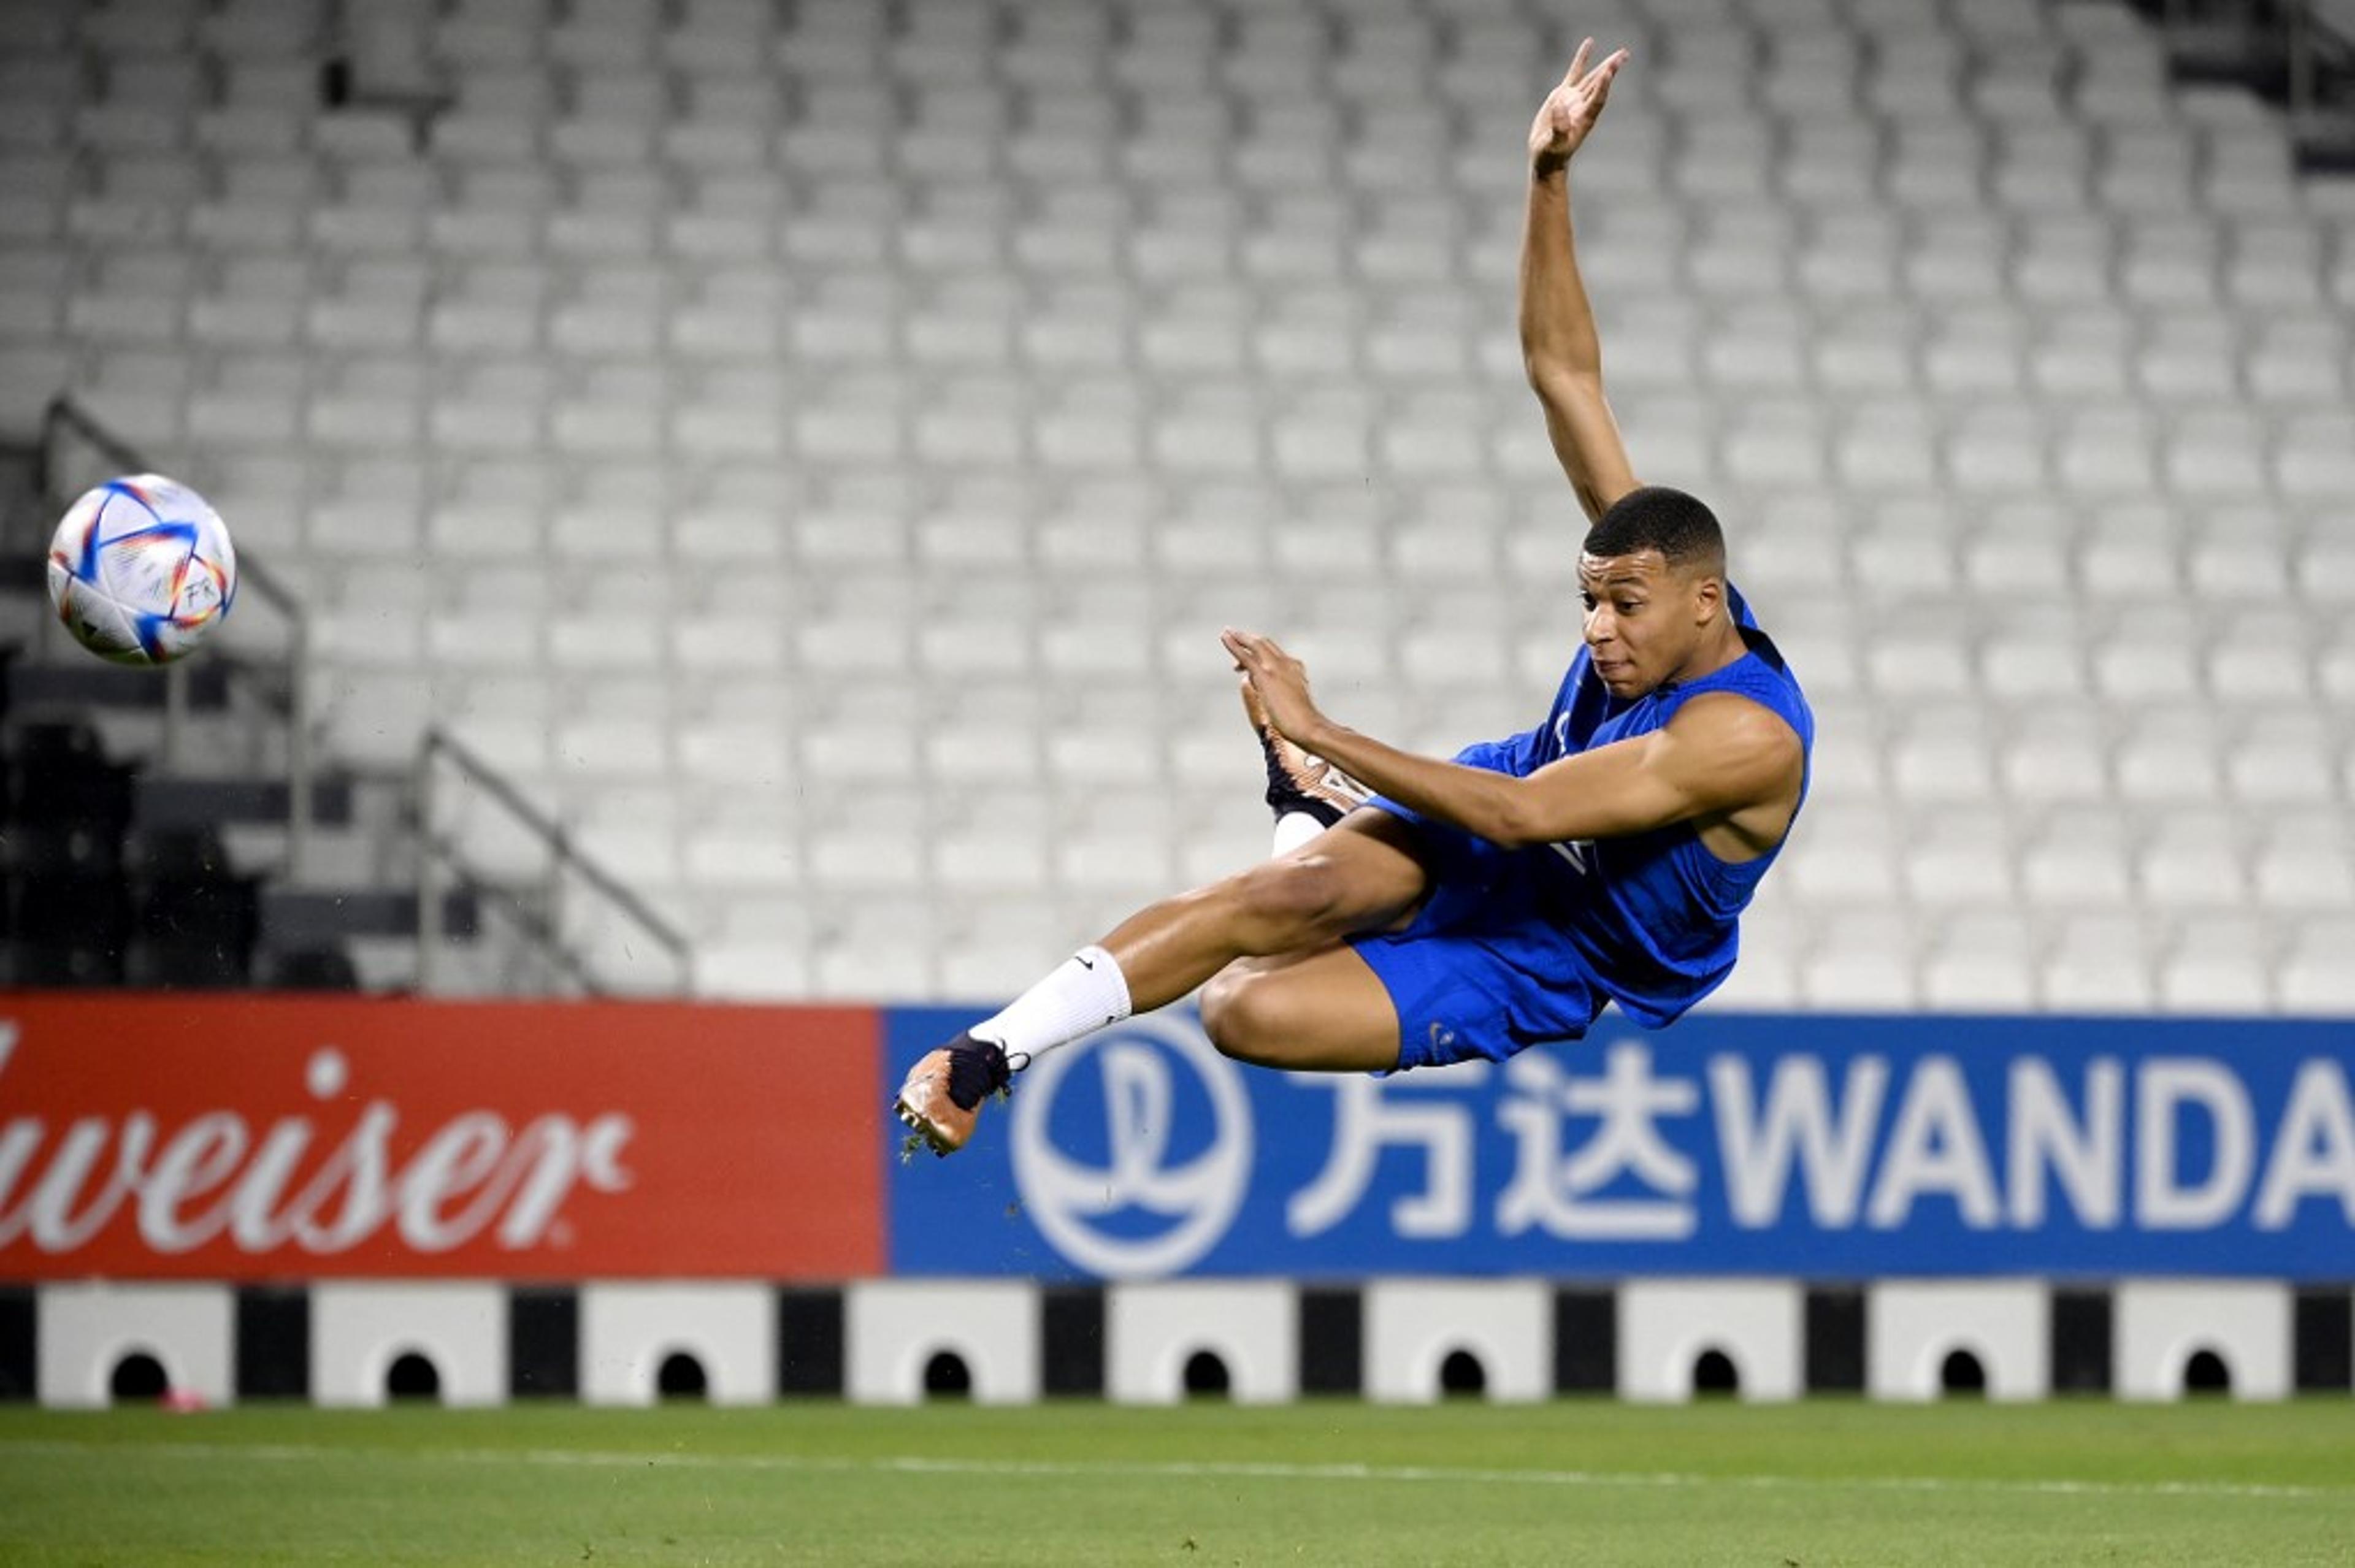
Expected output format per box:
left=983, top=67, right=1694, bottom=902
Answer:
left=0, top=996, right=884, bottom=1281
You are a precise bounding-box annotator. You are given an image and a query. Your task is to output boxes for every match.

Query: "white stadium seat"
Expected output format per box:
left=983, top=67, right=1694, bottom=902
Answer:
left=2020, top=811, right=2135, bottom=909
left=1902, top=807, right=2017, bottom=909
left=1921, top=909, right=2039, bottom=1011
left=2137, top=810, right=2251, bottom=912
left=2112, top=711, right=2227, bottom=807
left=2276, top=916, right=2355, bottom=1013
left=2039, top=912, right=2158, bottom=1012
left=1801, top=905, right=1923, bottom=1009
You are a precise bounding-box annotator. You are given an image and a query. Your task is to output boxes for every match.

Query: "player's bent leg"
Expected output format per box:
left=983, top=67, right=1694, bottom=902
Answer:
left=1198, top=943, right=1402, bottom=1073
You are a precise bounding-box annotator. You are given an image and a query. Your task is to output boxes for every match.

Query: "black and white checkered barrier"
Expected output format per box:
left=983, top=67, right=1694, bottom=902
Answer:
left=4, top=1280, right=2346, bottom=1408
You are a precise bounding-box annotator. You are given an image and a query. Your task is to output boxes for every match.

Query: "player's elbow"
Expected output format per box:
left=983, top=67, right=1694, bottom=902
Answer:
left=1520, top=351, right=1564, bottom=396
left=1523, top=356, right=1602, bottom=404
left=1482, top=787, right=1558, bottom=851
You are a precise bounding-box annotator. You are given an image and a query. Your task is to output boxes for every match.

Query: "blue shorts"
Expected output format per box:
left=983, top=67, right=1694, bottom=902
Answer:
left=1347, top=781, right=1606, bottom=1073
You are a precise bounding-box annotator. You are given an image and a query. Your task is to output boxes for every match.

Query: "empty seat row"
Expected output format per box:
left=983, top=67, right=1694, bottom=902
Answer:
left=1723, top=900, right=2355, bottom=1014
left=635, top=882, right=2355, bottom=1011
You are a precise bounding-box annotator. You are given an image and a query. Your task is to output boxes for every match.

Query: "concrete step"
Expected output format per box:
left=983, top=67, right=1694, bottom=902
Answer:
left=345, top=935, right=423, bottom=992
left=132, top=771, right=356, bottom=831
left=6, top=657, right=233, bottom=714
left=219, top=822, right=389, bottom=887
left=2296, top=115, right=2355, bottom=175
left=0, top=587, right=45, bottom=649
left=2163, top=17, right=2287, bottom=90
left=259, top=884, right=481, bottom=943
left=339, top=930, right=562, bottom=996
left=86, top=697, right=302, bottom=768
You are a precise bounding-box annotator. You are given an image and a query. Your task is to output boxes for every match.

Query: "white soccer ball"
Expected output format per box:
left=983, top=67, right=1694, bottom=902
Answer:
left=46, top=474, right=238, bottom=667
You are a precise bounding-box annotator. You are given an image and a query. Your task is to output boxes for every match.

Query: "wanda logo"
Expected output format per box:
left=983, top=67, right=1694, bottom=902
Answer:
left=0, top=1027, right=635, bottom=1259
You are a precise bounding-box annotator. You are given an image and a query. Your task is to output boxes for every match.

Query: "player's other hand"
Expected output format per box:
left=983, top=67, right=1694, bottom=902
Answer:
left=1222, top=628, right=1323, bottom=745
left=1529, top=37, right=1629, bottom=175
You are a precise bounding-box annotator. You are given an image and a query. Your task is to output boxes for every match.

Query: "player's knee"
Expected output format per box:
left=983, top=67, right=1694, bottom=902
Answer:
left=1200, top=969, right=1285, bottom=1065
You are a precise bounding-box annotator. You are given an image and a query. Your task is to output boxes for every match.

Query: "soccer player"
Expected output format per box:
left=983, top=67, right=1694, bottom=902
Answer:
left=895, top=40, right=1813, bottom=1155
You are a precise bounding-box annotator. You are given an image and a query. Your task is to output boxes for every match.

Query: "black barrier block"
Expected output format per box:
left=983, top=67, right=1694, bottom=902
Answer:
left=1040, top=1286, right=1105, bottom=1397
left=1805, top=1287, right=1867, bottom=1393
left=0, top=1288, right=31, bottom=1401
left=1298, top=1287, right=1363, bottom=1395
left=508, top=1287, right=578, bottom=1398
left=2294, top=1288, right=2353, bottom=1393
left=777, top=1288, right=844, bottom=1396
left=2051, top=1288, right=2113, bottom=1394
left=235, top=1287, right=310, bottom=1399
left=1553, top=1288, right=1615, bottom=1393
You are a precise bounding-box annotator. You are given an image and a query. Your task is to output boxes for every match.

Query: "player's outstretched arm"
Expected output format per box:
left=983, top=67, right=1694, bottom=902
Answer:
left=1523, top=39, right=1639, bottom=524
left=1226, top=629, right=1802, bottom=852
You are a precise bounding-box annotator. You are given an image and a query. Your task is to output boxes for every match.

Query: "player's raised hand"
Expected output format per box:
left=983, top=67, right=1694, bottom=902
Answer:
left=1528, top=37, right=1629, bottom=175
left=1222, top=628, right=1322, bottom=744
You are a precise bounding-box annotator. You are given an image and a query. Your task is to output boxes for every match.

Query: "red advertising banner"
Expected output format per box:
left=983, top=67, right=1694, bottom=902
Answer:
left=0, top=995, right=884, bottom=1282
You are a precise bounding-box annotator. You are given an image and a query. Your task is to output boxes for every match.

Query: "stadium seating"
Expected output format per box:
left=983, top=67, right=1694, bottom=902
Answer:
left=6, top=0, right=2353, bottom=1008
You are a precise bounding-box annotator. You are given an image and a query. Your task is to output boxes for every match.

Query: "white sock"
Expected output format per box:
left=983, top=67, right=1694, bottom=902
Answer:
left=970, top=945, right=1133, bottom=1069
left=1271, top=811, right=1328, bottom=857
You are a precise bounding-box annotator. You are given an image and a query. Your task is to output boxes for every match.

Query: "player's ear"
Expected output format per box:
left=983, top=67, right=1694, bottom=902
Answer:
left=1690, top=570, right=1723, bottom=625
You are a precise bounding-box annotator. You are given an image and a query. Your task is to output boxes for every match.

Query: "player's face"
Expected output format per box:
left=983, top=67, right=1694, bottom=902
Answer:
left=1577, top=549, right=1710, bottom=697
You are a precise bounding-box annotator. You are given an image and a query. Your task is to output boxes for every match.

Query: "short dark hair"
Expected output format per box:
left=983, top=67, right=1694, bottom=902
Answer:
left=1583, top=485, right=1725, bottom=575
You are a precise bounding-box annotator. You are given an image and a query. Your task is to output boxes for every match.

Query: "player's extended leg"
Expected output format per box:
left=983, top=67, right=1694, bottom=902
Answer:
left=894, top=811, right=1430, bottom=1153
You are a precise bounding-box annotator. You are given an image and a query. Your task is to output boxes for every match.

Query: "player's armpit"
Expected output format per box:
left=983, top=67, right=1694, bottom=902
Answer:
left=1496, top=694, right=1804, bottom=848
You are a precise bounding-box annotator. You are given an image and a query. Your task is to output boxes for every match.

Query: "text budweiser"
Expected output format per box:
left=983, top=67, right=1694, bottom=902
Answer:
left=0, top=1042, right=635, bottom=1257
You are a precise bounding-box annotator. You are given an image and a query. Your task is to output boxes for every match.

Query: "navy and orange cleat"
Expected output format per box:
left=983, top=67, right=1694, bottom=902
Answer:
left=1241, top=677, right=1370, bottom=827
left=893, top=1032, right=1014, bottom=1158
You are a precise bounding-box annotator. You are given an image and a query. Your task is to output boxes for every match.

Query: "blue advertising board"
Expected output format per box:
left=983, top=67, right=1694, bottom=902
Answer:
left=887, top=1008, right=2355, bottom=1281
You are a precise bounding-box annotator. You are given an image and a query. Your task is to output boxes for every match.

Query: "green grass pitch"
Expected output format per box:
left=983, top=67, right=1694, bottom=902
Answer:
left=2, top=1399, right=2351, bottom=1566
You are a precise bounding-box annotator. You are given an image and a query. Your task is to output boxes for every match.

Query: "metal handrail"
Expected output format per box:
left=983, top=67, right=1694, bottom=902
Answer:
left=38, top=395, right=316, bottom=878
left=415, top=724, right=694, bottom=996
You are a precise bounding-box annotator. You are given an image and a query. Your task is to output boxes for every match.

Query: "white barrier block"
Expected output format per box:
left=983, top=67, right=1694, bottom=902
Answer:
left=2116, top=1279, right=2291, bottom=1401
left=1618, top=1279, right=1802, bottom=1402
left=1364, top=1279, right=1549, bottom=1403
left=312, top=1282, right=507, bottom=1408
left=1107, top=1281, right=1296, bottom=1405
left=37, top=1283, right=232, bottom=1410
left=1867, top=1280, right=2049, bottom=1401
left=580, top=1282, right=775, bottom=1406
left=847, top=1280, right=1038, bottom=1405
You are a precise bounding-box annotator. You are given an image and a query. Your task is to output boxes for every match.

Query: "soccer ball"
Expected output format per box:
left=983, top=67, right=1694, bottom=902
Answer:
left=46, top=474, right=237, bottom=667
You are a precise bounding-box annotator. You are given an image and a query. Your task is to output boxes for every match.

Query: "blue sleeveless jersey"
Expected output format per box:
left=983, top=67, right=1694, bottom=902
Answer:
left=1388, top=584, right=1813, bottom=1031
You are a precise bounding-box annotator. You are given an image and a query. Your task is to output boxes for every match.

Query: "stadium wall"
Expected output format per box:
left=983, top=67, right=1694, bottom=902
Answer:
left=3, top=995, right=2349, bottom=1407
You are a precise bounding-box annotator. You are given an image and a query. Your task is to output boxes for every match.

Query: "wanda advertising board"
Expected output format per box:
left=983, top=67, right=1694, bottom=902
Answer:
left=0, top=996, right=883, bottom=1282
left=886, top=1008, right=2355, bottom=1282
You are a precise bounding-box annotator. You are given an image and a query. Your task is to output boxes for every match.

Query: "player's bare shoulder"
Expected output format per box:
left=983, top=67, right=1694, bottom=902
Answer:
left=1658, top=692, right=1807, bottom=854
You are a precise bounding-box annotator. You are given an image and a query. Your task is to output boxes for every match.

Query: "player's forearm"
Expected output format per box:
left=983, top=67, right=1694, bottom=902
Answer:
left=1520, top=166, right=1602, bottom=386
left=1300, top=721, right=1557, bottom=849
